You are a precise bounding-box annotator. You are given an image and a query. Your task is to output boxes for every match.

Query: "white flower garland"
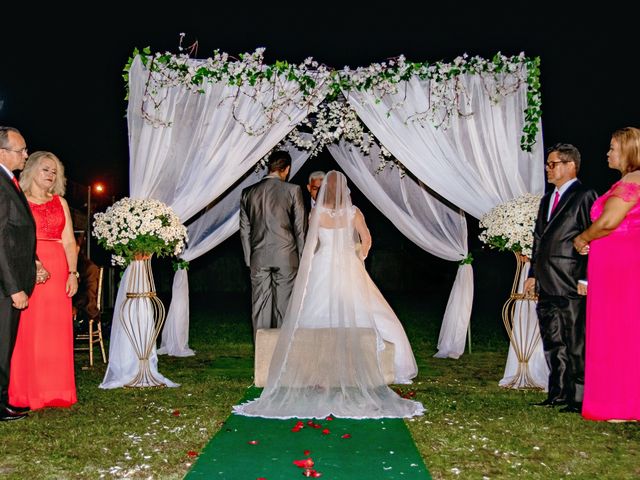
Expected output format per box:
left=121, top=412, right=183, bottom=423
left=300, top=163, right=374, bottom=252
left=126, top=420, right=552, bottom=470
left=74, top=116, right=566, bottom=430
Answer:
left=125, top=47, right=541, bottom=153
left=478, top=193, right=542, bottom=258
left=93, top=197, right=188, bottom=267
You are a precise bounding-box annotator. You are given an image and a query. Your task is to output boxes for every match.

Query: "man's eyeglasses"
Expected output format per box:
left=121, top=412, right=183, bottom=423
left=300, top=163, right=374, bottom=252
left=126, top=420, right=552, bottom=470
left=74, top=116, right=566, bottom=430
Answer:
left=545, top=160, right=572, bottom=170
left=0, top=147, right=28, bottom=155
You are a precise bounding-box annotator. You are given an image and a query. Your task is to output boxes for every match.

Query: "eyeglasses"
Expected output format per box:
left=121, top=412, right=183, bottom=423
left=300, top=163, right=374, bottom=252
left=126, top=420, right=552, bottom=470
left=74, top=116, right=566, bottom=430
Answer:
left=545, top=160, right=572, bottom=170
left=1, top=147, right=28, bottom=155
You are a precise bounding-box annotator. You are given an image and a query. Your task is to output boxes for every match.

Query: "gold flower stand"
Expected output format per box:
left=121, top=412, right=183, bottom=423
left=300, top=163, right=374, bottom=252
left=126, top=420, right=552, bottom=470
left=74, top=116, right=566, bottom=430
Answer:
left=500, top=252, right=545, bottom=389
left=120, top=254, right=167, bottom=387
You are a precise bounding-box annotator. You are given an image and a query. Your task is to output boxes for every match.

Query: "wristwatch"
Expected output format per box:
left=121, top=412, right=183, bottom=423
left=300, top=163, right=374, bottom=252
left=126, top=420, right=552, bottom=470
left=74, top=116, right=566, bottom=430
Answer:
left=69, top=271, right=80, bottom=279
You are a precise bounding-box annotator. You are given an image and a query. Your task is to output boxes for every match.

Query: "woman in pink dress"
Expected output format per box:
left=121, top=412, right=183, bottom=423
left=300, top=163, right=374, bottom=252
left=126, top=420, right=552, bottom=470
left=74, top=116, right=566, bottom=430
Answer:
left=9, top=151, right=78, bottom=410
left=573, top=127, right=640, bottom=422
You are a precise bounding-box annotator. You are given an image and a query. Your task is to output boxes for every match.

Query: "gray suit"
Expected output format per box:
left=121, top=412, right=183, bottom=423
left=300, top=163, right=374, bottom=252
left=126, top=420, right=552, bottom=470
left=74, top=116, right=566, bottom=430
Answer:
left=240, top=174, right=307, bottom=333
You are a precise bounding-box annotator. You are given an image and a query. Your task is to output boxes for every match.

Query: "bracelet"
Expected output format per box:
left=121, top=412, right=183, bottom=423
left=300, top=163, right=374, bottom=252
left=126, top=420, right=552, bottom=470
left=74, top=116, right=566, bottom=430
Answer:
left=69, top=271, right=80, bottom=279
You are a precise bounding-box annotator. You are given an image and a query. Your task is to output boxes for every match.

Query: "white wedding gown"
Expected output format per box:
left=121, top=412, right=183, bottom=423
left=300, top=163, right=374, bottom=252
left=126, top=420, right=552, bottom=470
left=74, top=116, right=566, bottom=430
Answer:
left=234, top=171, right=423, bottom=419
left=299, top=226, right=418, bottom=384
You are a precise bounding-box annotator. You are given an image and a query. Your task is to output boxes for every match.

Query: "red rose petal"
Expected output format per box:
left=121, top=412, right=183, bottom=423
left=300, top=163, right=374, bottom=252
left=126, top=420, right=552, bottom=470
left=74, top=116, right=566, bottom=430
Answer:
left=292, top=426, right=302, bottom=432
left=172, top=410, right=181, bottom=417
left=248, top=440, right=259, bottom=445
left=341, top=433, right=351, bottom=439
left=325, top=416, right=333, bottom=421
left=321, top=428, right=330, bottom=435
left=312, top=423, right=321, bottom=429
left=187, top=450, right=198, bottom=458
left=303, top=449, right=311, bottom=456
left=294, top=458, right=315, bottom=468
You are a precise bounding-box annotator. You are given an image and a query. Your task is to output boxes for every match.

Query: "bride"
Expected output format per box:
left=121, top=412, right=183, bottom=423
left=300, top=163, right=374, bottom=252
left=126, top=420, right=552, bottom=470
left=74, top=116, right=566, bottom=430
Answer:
left=234, top=171, right=424, bottom=419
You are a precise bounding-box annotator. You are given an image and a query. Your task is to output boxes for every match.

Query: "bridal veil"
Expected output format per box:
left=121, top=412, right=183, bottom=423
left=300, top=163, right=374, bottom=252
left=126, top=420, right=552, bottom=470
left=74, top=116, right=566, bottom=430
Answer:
left=234, top=171, right=424, bottom=419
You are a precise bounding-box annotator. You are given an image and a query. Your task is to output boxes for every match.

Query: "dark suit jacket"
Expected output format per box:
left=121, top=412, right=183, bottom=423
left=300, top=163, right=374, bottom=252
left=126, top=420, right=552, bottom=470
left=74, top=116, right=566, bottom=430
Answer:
left=529, top=180, right=597, bottom=296
left=239, top=176, right=307, bottom=269
left=0, top=170, right=37, bottom=298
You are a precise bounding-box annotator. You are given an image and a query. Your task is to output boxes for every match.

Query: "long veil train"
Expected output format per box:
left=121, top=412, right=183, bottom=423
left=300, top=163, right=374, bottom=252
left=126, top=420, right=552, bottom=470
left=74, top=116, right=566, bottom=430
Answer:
left=234, top=171, right=424, bottom=419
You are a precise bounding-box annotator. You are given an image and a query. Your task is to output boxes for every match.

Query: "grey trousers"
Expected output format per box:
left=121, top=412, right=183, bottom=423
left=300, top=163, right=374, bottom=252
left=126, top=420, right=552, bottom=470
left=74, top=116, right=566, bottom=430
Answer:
left=250, top=265, right=297, bottom=334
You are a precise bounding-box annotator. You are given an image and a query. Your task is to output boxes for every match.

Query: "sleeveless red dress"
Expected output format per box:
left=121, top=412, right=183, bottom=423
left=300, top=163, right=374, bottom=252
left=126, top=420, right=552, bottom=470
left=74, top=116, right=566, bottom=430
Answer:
left=9, top=195, right=77, bottom=409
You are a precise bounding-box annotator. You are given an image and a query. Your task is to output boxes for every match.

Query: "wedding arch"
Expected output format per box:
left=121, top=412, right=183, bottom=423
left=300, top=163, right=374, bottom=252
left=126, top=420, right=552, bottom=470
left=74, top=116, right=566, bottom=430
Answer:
left=100, top=46, right=545, bottom=388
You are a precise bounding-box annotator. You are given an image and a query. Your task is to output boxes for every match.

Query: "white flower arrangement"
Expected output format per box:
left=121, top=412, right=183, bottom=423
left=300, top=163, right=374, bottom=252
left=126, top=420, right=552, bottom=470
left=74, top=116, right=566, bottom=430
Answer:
left=93, top=197, right=188, bottom=267
left=478, top=193, right=542, bottom=258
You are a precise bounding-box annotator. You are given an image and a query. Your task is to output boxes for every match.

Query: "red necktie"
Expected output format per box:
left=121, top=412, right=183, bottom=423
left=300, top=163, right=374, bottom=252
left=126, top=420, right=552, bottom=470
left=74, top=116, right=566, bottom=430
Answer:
left=551, top=191, right=560, bottom=213
left=11, top=176, right=21, bottom=191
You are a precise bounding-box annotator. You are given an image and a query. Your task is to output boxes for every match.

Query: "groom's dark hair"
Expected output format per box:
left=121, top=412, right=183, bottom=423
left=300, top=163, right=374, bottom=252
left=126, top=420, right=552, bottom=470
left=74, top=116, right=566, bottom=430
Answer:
left=547, top=142, right=581, bottom=173
left=267, top=150, right=292, bottom=173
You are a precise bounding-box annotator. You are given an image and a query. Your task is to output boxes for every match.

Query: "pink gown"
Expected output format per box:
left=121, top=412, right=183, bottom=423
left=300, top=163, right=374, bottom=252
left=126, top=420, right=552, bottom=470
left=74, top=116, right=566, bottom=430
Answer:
left=582, top=180, right=640, bottom=421
left=9, top=195, right=77, bottom=409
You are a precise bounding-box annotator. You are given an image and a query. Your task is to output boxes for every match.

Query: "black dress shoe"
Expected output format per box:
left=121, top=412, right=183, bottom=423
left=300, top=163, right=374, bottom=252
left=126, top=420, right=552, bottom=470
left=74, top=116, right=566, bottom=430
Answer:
left=559, top=403, right=582, bottom=414
left=0, top=407, right=27, bottom=421
left=531, top=398, right=566, bottom=407
left=6, top=404, right=30, bottom=414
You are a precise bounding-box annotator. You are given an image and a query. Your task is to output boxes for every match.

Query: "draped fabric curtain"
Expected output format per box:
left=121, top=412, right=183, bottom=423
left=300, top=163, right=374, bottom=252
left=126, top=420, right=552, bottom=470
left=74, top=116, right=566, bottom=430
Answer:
left=346, top=73, right=544, bottom=358
left=345, top=74, right=544, bottom=219
left=101, top=57, right=327, bottom=387
left=159, top=147, right=314, bottom=356
left=328, top=140, right=472, bottom=358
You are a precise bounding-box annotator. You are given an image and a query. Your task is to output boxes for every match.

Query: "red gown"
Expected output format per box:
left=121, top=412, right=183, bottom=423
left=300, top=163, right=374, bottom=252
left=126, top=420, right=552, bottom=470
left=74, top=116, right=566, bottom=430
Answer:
left=9, top=194, right=77, bottom=409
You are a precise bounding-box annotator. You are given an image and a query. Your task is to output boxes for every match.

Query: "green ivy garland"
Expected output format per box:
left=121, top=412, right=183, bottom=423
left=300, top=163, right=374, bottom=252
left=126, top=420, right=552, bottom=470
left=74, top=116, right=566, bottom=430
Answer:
left=124, top=48, right=541, bottom=152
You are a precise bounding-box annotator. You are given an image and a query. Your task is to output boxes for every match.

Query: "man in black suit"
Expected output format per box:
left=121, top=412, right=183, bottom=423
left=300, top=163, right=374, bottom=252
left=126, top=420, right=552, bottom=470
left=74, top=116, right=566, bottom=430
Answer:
left=524, top=143, right=597, bottom=413
left=240, top=151, right=307, bottom=336
left=0, top=126, right=39, bottom=421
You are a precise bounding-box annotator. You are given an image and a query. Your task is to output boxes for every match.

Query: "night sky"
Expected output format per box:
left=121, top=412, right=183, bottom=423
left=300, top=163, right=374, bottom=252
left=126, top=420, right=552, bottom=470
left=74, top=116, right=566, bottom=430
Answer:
left=1, top=5, right=637, bottom=199
left=1, top=3, right=638, bottom=294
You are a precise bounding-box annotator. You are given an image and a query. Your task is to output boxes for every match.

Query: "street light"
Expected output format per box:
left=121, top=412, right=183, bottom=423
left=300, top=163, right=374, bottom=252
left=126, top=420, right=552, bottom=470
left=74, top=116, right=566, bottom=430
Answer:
left=87, top=182, right=105, bottom=259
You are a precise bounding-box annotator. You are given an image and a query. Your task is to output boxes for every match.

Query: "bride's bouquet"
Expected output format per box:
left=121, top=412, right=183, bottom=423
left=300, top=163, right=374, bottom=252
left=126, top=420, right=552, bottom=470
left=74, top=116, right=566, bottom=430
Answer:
left=478, top=193, right=542, bottom=258
left=93, top=197, right=188, bottom=267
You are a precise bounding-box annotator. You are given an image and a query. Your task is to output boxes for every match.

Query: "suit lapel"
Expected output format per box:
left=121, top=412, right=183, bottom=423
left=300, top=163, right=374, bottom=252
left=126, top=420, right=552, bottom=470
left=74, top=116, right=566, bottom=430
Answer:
left=543, top=180, right=581, bottom=233
left=0, top=170, right=33, bottom=218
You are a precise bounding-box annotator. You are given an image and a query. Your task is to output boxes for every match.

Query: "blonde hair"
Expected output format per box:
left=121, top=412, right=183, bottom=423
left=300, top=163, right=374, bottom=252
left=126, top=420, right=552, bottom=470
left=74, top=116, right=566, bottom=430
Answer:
left=20, top=151, right=67, bottom=195
left=612, top=127, right=640, bottom=174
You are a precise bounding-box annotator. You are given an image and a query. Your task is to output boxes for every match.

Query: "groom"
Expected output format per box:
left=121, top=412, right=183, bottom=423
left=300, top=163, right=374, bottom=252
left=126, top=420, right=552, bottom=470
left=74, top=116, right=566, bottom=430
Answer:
left=240, top=151, right=307, bottom=336
left=524, top=143, right=597, bottom=413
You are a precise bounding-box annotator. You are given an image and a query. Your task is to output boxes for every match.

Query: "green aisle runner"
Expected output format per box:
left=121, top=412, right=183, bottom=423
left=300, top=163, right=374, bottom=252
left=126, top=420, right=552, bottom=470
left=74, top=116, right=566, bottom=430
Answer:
left=186, top=389, right=430, bottom=479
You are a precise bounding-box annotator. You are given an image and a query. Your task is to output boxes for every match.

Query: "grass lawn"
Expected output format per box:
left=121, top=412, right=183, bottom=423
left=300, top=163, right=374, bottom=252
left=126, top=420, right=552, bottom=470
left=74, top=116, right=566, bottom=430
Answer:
left=0, top=291, right=638, bottom=479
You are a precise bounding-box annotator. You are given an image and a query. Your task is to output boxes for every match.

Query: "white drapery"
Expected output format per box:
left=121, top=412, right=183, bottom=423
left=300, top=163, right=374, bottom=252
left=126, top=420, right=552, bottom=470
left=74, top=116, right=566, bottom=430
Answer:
left=345, top=74, right=544, bottom=218
left=346, top=73, right=545, bottom=361
left=115, top=57, right=545, bottom=381
left=101, top=57, right=327, bottom=388
left=328, top=140, right=472, bottom=359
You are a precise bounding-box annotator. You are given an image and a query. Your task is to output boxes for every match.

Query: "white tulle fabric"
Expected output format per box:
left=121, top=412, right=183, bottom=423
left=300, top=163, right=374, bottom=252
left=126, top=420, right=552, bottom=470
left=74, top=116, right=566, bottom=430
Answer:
left=102, top=57, right=326, bottom=387
left=345, top=74, right=544, bottom=219
left=328, top=140, right=472, bottom=358
left=234, top=171, right=424, bottom=419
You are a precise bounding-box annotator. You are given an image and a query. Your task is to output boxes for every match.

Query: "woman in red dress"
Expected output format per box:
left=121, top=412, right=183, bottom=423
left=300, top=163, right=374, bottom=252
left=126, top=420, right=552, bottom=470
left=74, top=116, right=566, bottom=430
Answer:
left=9, top=151, right=78, bottom=409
